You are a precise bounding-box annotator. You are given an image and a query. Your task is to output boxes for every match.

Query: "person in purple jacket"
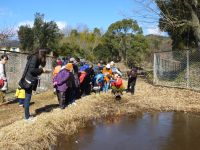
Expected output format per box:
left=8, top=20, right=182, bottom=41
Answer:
left=53, top=63, right=72, bottom=109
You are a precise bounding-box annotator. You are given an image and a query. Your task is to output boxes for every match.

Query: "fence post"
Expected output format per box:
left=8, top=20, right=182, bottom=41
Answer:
left=153, top=53, right=157, bottom=84
left=186, top=50, right=190, bottom=88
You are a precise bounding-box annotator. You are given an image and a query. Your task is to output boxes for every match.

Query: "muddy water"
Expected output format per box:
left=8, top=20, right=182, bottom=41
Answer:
left=56, top=112, right=200, bottom=150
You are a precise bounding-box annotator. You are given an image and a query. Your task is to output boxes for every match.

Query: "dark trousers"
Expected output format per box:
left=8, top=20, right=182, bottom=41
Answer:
left=85, top=83, right=91, bottom=95
left=66, top=87, right=76, bottom=104
left=56, top=91, right=67, bottom=109
left=127, top=77, right=137, bottom=94
left=24, top=90, right=32, bottom=119
left=80, top=83, right=91, bottom=96
left=18, top=98, right=24, bottom=105
left=75, top=87, right=81, bottom=99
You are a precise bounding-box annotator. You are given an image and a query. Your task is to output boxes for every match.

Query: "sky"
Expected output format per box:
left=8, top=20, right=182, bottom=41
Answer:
left=0, top=0, right=166, bottom=36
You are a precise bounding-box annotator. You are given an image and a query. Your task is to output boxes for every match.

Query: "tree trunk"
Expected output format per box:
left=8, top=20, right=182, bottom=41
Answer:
left=119, top=38, right=124, bottom=62
left=184, top=0, right=200, bottom=50
left=191, top=12, right=200, bottom=49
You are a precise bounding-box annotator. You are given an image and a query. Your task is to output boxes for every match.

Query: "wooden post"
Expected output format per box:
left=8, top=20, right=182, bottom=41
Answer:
left=186, top=50, right=190, bottom=88
left=153, top=53, right=157, bottom=84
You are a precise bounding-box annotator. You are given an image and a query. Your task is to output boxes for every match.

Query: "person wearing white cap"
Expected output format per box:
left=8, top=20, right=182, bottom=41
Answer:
left=110, top=61, right=122, bottom=77
left=110, top=61, right=114, bottom=66
left=69, top=57, right=75, bottom=63
left=102, top=64, right=112, bottom=93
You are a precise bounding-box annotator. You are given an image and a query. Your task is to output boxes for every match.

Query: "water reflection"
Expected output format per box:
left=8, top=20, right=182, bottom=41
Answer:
left=56, top=112, right=200, bottom=150
left=163, top=113, right=200, bottom=150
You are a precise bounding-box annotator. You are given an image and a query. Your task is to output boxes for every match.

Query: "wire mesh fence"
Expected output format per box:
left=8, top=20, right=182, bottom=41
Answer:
left=0, top=50, right=53, bottom=92
left=154, top=49, right=200, bottom=90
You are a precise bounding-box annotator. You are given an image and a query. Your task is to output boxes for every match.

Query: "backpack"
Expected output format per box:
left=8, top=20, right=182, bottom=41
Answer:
left=115, top=78, right=122, bottom=87
left=79, top=72, right=87, bottom=84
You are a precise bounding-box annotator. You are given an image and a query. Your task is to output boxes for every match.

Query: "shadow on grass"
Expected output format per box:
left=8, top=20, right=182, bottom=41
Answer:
left=7, top=99, right=18, bottom=104
left=6, top=99, right=35, bottom=106
left=34, top=104, right=59, bottom=116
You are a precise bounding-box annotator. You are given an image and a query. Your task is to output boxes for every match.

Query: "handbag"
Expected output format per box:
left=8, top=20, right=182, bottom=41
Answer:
left=19, top=78, right=32, bottom=90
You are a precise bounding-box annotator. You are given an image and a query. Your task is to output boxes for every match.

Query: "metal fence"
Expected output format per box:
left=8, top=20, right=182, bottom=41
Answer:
left=153, top=50, right=200, bottom=90
left=1, top=50, right=53, bottom=92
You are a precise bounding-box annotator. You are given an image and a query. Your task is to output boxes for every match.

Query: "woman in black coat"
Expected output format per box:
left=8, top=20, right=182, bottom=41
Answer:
left=19, top=49, right=49, bottom=121
left=127, top=66, right=138, bottom=95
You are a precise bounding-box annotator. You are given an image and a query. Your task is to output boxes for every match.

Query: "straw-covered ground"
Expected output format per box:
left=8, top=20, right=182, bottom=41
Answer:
left=0, top=79, right=200, bottom=149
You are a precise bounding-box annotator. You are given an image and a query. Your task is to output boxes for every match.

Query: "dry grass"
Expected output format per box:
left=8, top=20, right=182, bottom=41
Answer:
left=0, top=79, right=200, bottom=149
left=0, top=91, right=56, bottom=128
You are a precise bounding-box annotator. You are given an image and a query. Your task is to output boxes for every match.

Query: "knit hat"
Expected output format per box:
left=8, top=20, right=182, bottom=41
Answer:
left=57, top=60, right=62, bottom=66
left=65, top=63, right=73, bottom=72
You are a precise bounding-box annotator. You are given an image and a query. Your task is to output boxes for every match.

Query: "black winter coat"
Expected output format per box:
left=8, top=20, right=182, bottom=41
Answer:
left=23, top=55, right=44, bottom=91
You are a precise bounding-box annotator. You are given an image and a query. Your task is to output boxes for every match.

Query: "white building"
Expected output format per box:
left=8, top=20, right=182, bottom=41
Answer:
left=0, top=40, right=20, bottom=52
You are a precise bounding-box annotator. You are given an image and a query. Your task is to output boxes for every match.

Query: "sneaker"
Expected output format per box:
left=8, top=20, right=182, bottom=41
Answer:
left=60, top=106, right=65, bottom=109
left=72, top=102, right=77, bottom=106
left=24, top=116, right=37, bottom=123
left=53, top=88, right=57, bottom=95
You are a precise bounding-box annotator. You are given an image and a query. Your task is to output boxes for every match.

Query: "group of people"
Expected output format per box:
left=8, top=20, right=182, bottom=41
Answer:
left=52, top=58, right=125, bottom=109
left=52, top=57, right=138, bottom=107
left=0, top=49, right=138, bottom=122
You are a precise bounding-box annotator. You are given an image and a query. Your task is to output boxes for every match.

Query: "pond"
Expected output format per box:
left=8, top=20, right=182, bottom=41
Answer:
left=55, top=112, right=200, bottom=150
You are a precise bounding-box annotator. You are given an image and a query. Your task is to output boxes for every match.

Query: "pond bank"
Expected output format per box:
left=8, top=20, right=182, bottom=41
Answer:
left=0, top=79, right=200, bottom=149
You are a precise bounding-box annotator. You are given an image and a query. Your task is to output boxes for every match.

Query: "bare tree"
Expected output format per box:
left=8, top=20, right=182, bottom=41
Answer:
left=130, top=0, right=174, bottom=31
left=132, top=0, right=200, bottom=49
left=0, top=26, right=15, bottom=47
left=0, top=27, right=15, bottom=40
left=61, top=25, right=73, bottom=37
